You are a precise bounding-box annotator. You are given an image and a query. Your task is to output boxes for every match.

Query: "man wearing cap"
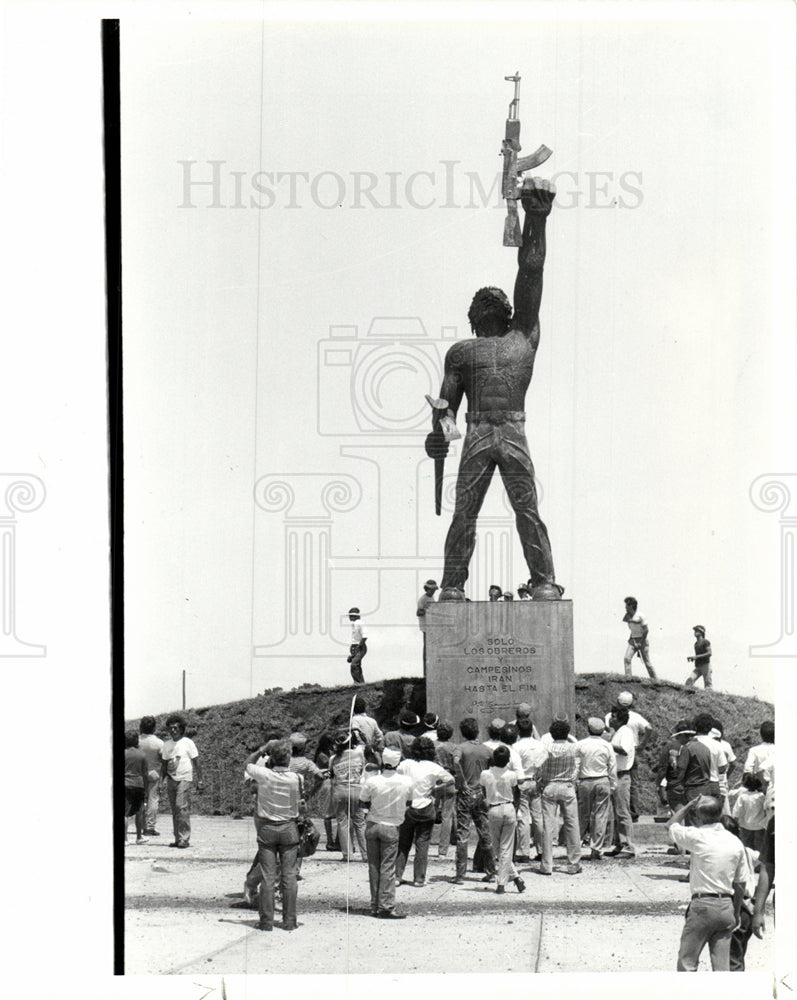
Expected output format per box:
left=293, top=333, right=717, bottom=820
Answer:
left=673, top=713, right=726, bottom=804
left=347, top=607, right=367, bottom=684
left=359, top=748, right=414, bottom=918
left=622, top=596, right=657, bottom=680
left=656, top=720, right=696, bottom=814
left=517, top=583, right=532, bottom=600
left=422, top=712, right=440, bottom=742
left=668, top=795, right=746, bottom=971
left=416, top=580, right=438, bottom=675
left=513, top=703, right=541, bottom=740
left=289, top=734, right=325, bottom=797
left=384, top=711, right=420, bottom=760
left=685, top=626, right=713, bottom=689
left=576, top=718, right=618, bottom=858
left=604, top=691, right=652, bottom=821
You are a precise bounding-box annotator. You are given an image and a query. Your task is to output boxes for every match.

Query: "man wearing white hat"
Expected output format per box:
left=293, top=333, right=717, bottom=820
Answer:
left=359, top=748, right=413, bottom=918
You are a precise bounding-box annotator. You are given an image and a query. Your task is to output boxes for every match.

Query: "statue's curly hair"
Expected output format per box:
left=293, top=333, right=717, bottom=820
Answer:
left=468, top=286, right=512, bottom=334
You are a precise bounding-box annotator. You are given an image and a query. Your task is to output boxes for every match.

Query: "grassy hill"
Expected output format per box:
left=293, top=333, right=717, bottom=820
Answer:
left=126, top=673, right=773, bottom=818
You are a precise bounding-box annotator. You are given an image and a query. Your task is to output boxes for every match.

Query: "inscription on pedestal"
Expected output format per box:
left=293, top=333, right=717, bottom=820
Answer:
left=425, top=601, right=574, bottom=737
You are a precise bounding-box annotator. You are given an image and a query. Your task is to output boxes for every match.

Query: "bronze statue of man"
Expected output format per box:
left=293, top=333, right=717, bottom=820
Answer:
left=427, top=176, right=563, bottom=602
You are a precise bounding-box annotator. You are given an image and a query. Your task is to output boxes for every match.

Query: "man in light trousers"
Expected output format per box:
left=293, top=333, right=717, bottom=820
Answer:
left=537, top=719, right=582, bottom=875
left=359, top=748, right=413, bottom=919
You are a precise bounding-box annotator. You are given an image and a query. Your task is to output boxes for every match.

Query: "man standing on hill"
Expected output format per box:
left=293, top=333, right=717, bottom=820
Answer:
left=685, top=626, right=713, bottom=689
left=622, top=596, right=657, bottom=679
left=347, top=607, right=367, bottom=684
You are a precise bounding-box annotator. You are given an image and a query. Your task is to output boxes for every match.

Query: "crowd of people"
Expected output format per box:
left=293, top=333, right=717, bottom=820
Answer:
left=123, top=693, right=771, bottom=969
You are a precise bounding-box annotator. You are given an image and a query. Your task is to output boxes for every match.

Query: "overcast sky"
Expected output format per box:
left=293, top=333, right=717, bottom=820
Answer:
left=120, top=8, right=795, bottom=718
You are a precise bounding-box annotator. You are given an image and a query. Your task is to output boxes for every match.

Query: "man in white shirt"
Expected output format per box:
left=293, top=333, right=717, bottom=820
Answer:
left=347, top=607, right=367, bottom=684
left=396, top=738, right=454, bottom=886
left=668, top=795, right=746, bottom=971
left=359, top=748, right=413, bottom=918
left=622, top=596, right=657, bottom=679
left=744, top=721, right=774, bottom=780
left=710, top=723, right=735, bottom=810
left=605, top=691, right=652, bottom=821
left=576, top=717, right=618, bottom=858
left=607, top=709, right=637, bottom=857
left=244, top=740, right=304, bottom=932
left=514, top=718, right=548, bottom=861
left=483, top=719, right=525, bottom=781
left=160, top=714, right=202, bottom=849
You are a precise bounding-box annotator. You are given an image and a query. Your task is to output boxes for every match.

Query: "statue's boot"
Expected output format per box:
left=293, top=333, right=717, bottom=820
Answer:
left=531, top=581, right=565, bottom=600
left=439, top=586, right=466, bottom=602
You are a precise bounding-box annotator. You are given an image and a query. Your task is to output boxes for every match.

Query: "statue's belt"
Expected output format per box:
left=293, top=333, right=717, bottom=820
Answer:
left=466, top=410, right=526, bottom=425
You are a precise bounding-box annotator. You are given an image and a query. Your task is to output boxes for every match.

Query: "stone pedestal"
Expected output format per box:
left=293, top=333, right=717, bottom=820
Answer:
left=425, top=600, right=574, bottom=737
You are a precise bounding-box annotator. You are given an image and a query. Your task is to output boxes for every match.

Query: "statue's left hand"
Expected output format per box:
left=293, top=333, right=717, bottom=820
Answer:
left=425, top=429, right=449, bottom=459
left=521, top=176, right=555, bottom=215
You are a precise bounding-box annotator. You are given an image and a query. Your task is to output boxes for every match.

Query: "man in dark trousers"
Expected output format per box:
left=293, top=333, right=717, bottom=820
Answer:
left=451, top=716, right=496, bottom=884
left=347, top=607, right=367, bottom=684
left=685, top=625, right=713, bottom=689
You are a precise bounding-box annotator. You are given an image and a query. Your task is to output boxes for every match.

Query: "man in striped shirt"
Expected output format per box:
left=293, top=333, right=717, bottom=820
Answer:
left=537, top=720, right=582, bottom=875
left=244, top=740, right=304, bottom=932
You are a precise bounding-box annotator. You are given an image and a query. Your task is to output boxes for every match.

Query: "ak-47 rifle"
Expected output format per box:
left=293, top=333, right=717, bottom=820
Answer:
left=501, top=72, right=552, bottom=247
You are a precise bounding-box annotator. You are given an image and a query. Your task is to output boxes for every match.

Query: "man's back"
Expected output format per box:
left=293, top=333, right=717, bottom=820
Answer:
left=455, top=740, right=492, bottom=790
left=138, top=733, right=164, bottom=772
left=670, top=821, right=746, bottom=895
left=444, top=330, right=536, bottom=413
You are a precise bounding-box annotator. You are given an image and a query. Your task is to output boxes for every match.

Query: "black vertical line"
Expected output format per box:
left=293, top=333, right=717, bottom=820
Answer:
left=102, top=17, right=124, bottom=977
